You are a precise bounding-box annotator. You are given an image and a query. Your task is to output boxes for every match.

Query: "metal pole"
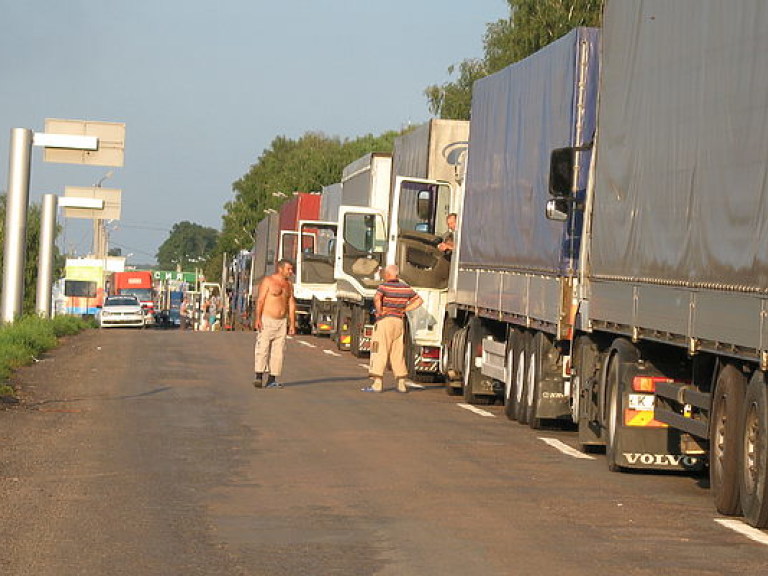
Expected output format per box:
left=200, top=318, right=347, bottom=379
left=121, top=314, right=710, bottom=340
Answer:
left=1, top=128, right=33, bottom=323
left=35, top=194, right=58, bottom=317
left=221, top=252, right=229, bottom=329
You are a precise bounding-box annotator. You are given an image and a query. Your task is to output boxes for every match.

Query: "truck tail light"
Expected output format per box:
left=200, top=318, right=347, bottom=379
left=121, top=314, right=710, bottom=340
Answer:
left=422, top=347, right=440, bottom=359
left=631, top=376, right=673, bottom=393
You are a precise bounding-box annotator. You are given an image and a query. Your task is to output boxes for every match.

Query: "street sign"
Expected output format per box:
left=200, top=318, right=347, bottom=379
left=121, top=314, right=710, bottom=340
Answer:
left=43, top=119, right=125, bottom=167
left=63, top=186, right=121, bottom=220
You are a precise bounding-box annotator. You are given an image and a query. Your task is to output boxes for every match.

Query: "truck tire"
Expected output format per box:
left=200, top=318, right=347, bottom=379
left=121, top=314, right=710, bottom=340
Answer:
left=526, top=332, right=546, bottom=430
left=503, top=329, right=521, bottom=421
left=572, top=336, right=599, bottom=425
left=576, top=336, right=605, bottom=452
left=604, top=340, right=641, bottom=471
left=445, top=325, right=468, bottom=396
left=514, top=331, right=531, bottom=424
left=740, top=371, right=768, bottom=528
left=710, top=363, right=746, bottom=516
left=462, top=318, right=493, bottom=405
left=605, top=355, right=624, bottom=472
left=350, top=306, right=364, bottom=358
left=336, top=306, right=351, bottom=352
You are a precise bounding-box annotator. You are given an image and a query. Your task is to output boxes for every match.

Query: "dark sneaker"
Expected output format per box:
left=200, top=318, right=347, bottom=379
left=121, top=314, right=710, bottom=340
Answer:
left=253, top=375, right=264, bottom=388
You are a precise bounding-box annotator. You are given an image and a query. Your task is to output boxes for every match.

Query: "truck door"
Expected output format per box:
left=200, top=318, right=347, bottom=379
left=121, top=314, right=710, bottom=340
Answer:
left=387, top=176, right=452, bottom=290
left=297, top=220, right=337, bottom=287
left=335, top=206, right=387, bottom=291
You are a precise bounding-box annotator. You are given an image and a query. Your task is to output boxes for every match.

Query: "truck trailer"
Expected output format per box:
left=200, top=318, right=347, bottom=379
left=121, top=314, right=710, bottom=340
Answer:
left=443, top=0, right=768, bottom=528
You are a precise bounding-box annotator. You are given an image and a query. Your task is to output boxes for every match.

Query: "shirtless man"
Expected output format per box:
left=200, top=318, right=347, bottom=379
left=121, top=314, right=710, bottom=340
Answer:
left=253, top=259, right=296, bottom=388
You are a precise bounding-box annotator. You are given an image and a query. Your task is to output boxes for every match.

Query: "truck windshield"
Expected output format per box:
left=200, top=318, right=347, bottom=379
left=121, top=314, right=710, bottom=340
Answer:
left=122, top=288, right=153, bottom=301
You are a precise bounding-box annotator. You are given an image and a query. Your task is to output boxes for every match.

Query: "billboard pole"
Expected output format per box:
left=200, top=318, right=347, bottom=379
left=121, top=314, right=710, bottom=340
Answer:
left=35, top=194, right=58, bottom=317
left=1, top=128, right=33, bottom=323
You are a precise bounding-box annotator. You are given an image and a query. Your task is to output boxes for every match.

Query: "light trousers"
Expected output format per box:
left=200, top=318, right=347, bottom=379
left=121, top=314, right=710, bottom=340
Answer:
left=254, top=317, right=288, bottom=376
left=368, top=316, right=408, bottom=380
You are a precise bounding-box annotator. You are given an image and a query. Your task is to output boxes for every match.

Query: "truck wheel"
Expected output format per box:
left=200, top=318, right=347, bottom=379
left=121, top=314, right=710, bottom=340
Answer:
left=605, top=355, right=624, bottom=471
left=350, top=307, right=364, bottom=358
left=445, top=326, right=467, bottom=396
left=572, top=336, right=599, bottom=425
left=526, top=332, right=546, bottom=430
left=740, top=371, right=768, bottom=528
left=710, top=363, right=746, bottom=516
left=503, top=329, right=520, bottom=421
left=514, top=331, right=531, bottom=424
left=462, top=319, right=493, bottom=405
left=336, top=306, right=351, bottom=352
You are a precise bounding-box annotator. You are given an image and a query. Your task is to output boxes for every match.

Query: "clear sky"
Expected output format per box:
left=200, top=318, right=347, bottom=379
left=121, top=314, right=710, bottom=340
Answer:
left=0, top=0, right=508, bottom=266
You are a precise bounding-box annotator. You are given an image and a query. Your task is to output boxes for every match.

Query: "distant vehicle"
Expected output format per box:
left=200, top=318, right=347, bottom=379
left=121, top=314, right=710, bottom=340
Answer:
left=108, top=270, right=156, bottom=325
left=96, top=295, right=145, bottom=329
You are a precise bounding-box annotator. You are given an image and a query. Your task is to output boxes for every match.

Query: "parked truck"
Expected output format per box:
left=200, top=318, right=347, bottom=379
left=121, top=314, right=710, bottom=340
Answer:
left=443, top=1, right=768, bottom=528
left=301, top=184, right=342, bottom=335
left=108, top=270, right=155, bottom=324
left=334, top=121, right=468, bottom=369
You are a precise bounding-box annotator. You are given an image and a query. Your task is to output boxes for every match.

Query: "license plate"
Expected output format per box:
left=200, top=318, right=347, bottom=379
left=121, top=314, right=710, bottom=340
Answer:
left=628, top=393, right=655, bottom=411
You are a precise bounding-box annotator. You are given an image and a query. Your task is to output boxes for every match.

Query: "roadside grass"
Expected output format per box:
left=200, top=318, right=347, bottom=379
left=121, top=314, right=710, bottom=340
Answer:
left=0, top=315, right=91, bottom=397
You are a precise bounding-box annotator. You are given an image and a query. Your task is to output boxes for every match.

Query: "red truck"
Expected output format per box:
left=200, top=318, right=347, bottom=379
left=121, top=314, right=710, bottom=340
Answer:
left=109, top=270, right=155, bottom=324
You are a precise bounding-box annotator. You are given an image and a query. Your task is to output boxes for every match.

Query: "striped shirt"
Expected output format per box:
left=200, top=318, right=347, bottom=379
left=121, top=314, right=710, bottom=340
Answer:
left=376, top=280, right=418, bottom=320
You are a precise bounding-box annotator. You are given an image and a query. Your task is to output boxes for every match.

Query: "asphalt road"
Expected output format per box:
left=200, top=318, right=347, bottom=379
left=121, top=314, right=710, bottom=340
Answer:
left=2, top=328, right=768, bottom=575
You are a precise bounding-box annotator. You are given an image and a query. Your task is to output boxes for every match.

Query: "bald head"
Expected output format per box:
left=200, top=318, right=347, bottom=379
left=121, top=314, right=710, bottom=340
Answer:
left=382, top=265, right=399, bottom=281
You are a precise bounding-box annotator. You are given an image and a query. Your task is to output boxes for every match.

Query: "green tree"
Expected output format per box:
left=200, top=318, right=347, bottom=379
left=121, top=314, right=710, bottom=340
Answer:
left=155, top=221, right=218, bottom=271
left=217, top=129, right=403, bottom=258
left=426, top=0, right=604, bottom=119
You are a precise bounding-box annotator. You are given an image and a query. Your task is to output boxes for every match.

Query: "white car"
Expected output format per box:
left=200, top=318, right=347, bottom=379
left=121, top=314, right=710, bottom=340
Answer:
left=97, top=295, right=145, bottom=329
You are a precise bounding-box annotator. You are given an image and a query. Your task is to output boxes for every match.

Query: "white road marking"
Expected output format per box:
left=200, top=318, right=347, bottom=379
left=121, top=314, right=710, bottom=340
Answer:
left=407, top=383, right=426, bottom=390
left=323, top=349, right=342, bottom=357
left=296, top=340, right=316, bottom=348
left=538, top=437, right=595, bottom=460
left=714, top=518, right=768, bottom=545
left=358, top=363, right=369, bottom=369
left=457, top=403, right=495, bottom=418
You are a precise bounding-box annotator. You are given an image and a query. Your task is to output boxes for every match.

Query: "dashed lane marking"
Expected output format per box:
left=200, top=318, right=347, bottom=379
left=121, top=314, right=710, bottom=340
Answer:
left=714, top=518, right=768, bottom=546
left=358, top=363, right=369, bottom=369
left=323, top=349, right=342, bottom=357
left=457, top=403, right=495, bottom=418
left=538, top=437, right=595, bottom=460
left=296, top=340, right=316, bottom=348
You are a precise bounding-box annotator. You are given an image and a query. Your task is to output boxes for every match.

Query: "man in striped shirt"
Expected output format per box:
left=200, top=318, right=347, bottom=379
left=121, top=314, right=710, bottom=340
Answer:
left=364, top=265, right=423, bottom=393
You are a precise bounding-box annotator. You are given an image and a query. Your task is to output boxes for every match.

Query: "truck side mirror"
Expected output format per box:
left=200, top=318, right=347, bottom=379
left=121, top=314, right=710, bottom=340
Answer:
left=545, top=199, right=569, bottom=222
left=549, top=147, right=576, bottom=197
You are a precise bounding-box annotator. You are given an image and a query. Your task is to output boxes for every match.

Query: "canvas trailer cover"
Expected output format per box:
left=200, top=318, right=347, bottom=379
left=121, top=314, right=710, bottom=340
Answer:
left=586, top=0, right=768, bottom=359
left=453, top=27, right=600, bottom=327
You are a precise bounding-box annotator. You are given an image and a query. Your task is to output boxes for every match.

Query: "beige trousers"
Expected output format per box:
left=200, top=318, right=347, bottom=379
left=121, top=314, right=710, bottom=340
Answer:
left=254, top=317, right=288, bottom=376
left=369, top=316, right=408, bottom=381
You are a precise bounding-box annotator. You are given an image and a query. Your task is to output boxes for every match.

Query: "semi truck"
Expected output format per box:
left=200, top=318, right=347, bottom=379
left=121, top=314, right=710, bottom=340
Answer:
left=108, top=270, right=155, bottom=324
left=334, top=121, right=468, bottom=372
left=442, top=0, right=768, bottom=528
left=230, top=193, right=321, bottom=331
left=304, top=184, right=343, bottom=335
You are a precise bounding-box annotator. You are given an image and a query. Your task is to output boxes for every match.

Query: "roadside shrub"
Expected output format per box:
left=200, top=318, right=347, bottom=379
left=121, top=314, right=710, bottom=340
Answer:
left=0, top=314, right=90, bottom=394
